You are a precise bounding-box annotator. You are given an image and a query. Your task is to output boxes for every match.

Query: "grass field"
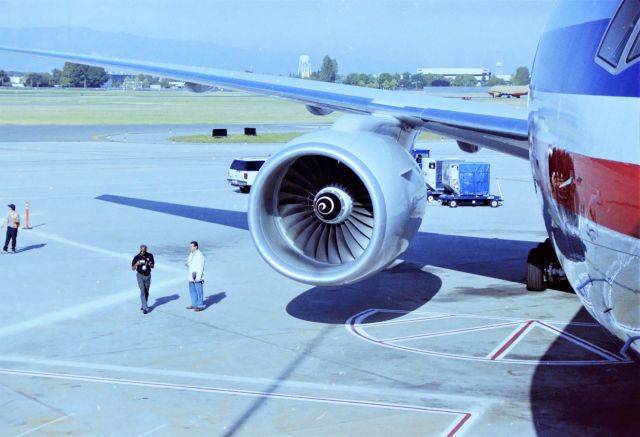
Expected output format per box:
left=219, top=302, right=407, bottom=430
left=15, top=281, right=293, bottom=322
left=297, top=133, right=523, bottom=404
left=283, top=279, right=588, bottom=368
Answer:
left=0, top=88, right=340, bottom=125
left=170, top=131, right=447, bottom=143
left=0, top=87, right=526, bottom=126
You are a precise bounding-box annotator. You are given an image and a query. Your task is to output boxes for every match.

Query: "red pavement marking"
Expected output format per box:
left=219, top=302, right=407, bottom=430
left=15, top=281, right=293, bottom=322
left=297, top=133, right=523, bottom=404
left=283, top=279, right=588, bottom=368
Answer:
left=490, top=320, right=535, bottom=360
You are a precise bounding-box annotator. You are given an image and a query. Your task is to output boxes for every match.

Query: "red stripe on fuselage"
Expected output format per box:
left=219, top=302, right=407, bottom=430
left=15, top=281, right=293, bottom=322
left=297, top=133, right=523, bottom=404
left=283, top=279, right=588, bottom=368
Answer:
left=534, top=145, right=640, bottom=238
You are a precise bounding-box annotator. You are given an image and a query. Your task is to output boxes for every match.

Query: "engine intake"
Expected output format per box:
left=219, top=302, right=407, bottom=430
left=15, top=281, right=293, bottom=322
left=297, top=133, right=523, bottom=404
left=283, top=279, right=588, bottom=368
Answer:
left=248, top=129, right=426, bottom=285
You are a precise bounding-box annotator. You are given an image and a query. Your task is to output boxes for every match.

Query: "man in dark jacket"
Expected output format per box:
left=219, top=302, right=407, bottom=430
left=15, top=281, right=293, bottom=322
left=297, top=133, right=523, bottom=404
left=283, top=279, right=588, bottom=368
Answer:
left=131, top=244, right=155, bottom=314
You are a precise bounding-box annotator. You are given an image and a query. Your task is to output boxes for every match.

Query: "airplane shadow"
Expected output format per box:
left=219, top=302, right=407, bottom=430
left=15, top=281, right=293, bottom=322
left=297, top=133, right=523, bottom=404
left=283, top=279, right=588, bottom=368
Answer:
left=530, top=307, right=640, bottom=434
left=404, top=231, right=535, bottom=284
left=95, top=194, right=539, bottom=286
left=96, top=194, right=248, bottom=231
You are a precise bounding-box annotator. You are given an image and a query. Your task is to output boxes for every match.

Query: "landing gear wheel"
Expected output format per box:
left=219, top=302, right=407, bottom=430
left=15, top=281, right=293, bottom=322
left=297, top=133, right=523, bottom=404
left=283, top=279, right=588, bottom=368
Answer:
left=449, top=200, right=457, bottom=208
left=526, top=247, right=547, bottom=291
left=427, top=195, right=435, bottom=202
left=490, top=200, right=499, bottom=208
left=240, top=186, right=251, bottom=193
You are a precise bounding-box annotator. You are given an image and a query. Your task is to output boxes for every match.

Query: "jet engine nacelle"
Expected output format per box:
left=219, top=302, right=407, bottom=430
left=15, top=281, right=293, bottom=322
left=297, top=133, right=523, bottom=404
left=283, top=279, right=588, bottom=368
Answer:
left=248, top=129, right=426, bottom=285
left=457, top=140, right=482, bottom=154
left=185, top=82, right=215, bottom=93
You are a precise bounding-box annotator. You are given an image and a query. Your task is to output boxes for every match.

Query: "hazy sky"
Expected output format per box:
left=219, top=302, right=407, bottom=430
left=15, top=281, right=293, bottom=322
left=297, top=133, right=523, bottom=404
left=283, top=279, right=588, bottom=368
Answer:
left=0, top=0, right=556, bottom=74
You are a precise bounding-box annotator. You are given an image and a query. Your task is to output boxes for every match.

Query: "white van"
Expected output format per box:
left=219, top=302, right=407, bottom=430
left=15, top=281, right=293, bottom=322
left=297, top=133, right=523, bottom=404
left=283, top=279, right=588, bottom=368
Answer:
left=227, top=157, right=266, bottom=193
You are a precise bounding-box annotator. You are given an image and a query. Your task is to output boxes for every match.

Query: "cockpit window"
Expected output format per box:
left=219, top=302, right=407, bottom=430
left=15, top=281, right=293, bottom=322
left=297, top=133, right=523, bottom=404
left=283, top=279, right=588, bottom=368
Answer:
left=596, top=0, right=640, bottom=74
left=628, top=31, right=640, bottom=61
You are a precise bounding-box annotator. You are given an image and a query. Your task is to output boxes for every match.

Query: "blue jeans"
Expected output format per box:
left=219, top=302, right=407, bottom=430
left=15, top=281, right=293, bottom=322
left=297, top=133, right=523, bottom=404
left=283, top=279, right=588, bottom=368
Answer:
left=136, top=273, right=151, bottom=310
left=188, top=281, right=204, bottom=309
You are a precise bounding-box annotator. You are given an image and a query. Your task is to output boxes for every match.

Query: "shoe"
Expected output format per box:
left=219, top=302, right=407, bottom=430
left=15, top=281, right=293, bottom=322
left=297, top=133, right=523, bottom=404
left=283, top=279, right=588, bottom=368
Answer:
left=1, top=250, right=7, bottom=254
left=186, top=306, right=195, bottom=310
left=142, top=309, right=149, bottom=314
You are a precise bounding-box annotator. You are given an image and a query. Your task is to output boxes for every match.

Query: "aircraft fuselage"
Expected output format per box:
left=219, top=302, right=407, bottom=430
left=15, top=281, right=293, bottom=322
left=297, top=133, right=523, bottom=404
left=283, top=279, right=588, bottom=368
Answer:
left=529, top=0, right=640, bottom=355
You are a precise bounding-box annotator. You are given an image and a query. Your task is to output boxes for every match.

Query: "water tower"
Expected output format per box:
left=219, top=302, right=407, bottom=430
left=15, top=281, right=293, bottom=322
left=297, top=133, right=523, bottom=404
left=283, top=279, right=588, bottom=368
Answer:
left=298, top=55, right=311, bottom=79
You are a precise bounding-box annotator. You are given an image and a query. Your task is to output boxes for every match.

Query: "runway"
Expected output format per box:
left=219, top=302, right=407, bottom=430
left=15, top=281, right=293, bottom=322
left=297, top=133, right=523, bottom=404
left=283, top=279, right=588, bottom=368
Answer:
left=0, top=125, right=638, bottom=436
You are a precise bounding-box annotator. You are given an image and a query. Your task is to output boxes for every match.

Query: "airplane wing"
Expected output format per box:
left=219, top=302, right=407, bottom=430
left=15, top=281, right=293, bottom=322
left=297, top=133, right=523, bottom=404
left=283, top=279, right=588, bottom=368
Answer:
left=0, top=46, right=528, bottom=158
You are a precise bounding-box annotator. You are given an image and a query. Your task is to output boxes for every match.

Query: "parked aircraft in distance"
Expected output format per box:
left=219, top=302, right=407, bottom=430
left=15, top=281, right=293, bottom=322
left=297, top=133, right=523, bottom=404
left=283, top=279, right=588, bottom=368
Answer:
left=1, top=0, right=638, bottom=357
left=488, top=85, right=529, bottom=98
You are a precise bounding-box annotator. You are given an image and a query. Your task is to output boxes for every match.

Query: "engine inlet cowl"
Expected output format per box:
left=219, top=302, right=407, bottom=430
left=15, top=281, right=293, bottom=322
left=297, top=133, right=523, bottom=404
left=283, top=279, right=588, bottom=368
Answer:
left=248, top=130, right=426, bottom=285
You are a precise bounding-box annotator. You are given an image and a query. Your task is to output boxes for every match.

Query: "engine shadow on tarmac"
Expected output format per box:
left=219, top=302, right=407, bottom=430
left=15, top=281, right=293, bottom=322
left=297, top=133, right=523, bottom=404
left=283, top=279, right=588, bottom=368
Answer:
left=287, top=261, right=441, bottom=324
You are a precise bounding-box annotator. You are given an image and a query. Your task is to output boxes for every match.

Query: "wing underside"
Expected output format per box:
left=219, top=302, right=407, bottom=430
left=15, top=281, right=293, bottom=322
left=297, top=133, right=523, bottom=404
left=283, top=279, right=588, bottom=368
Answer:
left=0, top=46, right=529, bottom=157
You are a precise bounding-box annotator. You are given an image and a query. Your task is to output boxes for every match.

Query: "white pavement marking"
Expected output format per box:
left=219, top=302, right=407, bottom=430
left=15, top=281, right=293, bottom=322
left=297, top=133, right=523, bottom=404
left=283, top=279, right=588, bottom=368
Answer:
left=0, top=278, right=184, bottom=339
left=347, top=309, right=634, bottom=365
left=13, top=413, right=76, bottom=437
left=536, top=321, right=623, bottom=361
left=20, top=187, right=224, bottom=200
left=487, top=321, right=536, bottom=360
left=382, top=321, right=522, bottom=343
left=29, top=230, right=184, bottom=273
left=0, top=231, right=187, bottom=337
left=0, top=354, right=481, bottom=406
left=136, top=424, right=168, bottom=437
left=0, top=367, right=474, bottom=436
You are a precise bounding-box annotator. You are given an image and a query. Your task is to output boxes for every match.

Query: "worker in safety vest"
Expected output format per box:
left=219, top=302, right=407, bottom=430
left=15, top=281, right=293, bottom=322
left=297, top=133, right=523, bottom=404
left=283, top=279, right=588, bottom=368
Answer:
left=2, top=204, right=20, bottom=254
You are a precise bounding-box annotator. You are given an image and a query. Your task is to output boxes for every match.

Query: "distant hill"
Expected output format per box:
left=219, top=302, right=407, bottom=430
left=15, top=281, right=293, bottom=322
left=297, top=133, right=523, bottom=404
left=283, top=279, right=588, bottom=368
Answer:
left=0, top=27, right=311, bottom=75
left=0, top=26, right=415, bottom=75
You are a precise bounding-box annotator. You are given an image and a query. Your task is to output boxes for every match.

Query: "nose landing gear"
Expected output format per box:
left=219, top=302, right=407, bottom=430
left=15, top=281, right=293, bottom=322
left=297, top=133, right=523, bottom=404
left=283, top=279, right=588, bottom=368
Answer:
left=526, top=239, right=566, bottom=291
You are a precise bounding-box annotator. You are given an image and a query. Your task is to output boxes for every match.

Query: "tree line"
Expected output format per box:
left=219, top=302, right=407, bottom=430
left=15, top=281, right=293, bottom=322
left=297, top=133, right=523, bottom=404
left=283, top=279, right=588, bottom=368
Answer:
left=2, top=56, right=531, bottom=90
left=304, top=55, right=531, bottom=89
left=0, top=62, right=109, bottom=88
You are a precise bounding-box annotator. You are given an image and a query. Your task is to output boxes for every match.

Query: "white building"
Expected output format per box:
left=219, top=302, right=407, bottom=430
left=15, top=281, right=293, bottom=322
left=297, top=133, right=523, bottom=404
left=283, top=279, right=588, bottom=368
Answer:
left=416, top=67, right=491, bottom=81
left=9, top=76, right=24, bottom=87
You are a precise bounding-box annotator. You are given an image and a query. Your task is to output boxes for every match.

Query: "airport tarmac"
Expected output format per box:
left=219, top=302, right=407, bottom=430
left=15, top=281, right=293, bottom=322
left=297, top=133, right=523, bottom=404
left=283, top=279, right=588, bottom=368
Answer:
left=0, top=125, right=638, bottom=436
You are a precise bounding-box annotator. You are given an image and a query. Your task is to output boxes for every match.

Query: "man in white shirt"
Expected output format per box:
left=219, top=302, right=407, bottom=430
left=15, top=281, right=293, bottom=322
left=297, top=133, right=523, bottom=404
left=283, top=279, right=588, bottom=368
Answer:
left=185, top=240, right=206, bottom=312
left=2, top=204, right=20, bottom=254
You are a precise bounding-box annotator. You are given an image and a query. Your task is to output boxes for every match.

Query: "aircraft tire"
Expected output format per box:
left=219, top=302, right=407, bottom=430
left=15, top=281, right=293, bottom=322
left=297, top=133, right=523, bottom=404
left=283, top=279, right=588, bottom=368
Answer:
left=427, top=195, right=435, bottom=202
left=526, top=247, right=547, bottom=291
left=449, top=200, right=458, bottom=208
left=490, top=200, right=499, bottom=208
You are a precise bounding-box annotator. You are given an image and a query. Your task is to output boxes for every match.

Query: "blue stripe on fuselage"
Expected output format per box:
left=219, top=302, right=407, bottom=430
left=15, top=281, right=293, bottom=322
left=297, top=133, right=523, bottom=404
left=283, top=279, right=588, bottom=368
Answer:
left=543, top=0, right=617, bottom=32
left=532, top=18, right=640, bottom=97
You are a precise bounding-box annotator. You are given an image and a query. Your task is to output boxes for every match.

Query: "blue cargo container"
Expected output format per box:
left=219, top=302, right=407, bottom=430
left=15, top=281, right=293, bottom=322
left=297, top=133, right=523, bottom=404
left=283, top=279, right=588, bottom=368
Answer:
left=458, top=162, right=490, bottom=195
left=439, top=161, right=503, bottom=208
left=443, top=162, right=490, bottom=195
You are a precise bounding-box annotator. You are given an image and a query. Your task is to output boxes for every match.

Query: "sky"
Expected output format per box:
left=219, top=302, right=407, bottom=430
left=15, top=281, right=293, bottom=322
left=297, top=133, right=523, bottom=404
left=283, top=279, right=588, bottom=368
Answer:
left=0, top=0, right=556, bottom=75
